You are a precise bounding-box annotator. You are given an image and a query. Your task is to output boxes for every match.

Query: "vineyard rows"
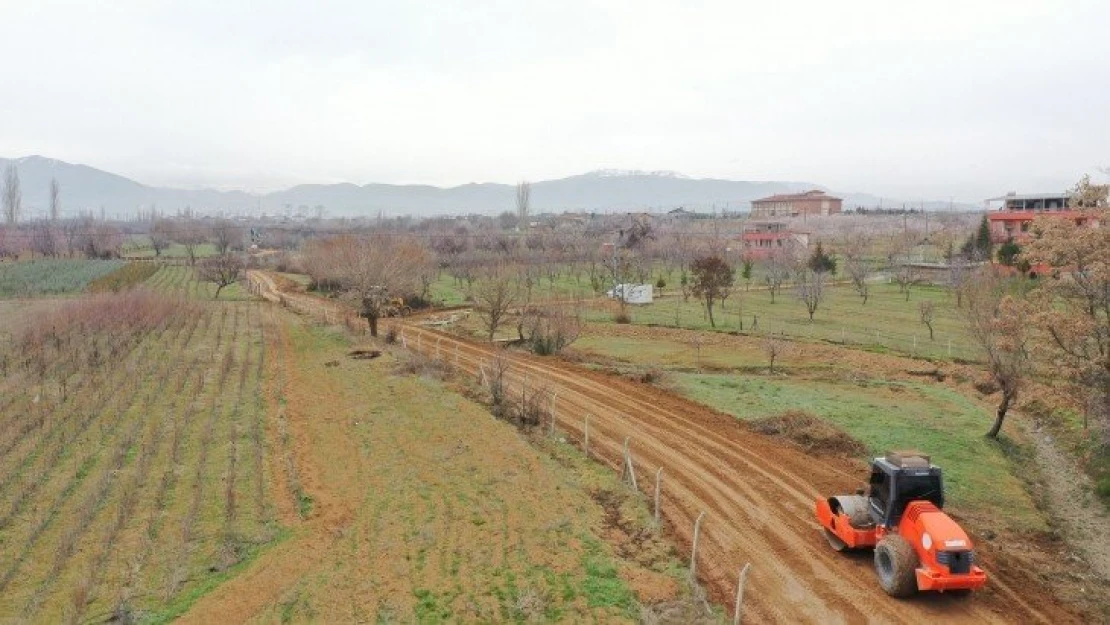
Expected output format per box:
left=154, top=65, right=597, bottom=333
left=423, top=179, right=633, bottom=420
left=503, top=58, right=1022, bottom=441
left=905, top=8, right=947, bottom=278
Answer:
left=0, top=285, right=277, bottom=622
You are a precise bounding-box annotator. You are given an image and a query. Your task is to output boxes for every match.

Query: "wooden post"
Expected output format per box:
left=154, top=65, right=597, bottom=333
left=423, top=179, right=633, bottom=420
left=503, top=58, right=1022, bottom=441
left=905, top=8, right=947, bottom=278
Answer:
left=623, top=436, right=638, bottom=492
left=417, top=334, right=422, bottom=350
left=691, top=512, right=706, bottom=580
left=654, top=467, right=663, bottom=527
left=401, top=335, right=408, bottom=349
left=436, top=337, right=441, bottom=359
left=454, top=344, right=459, bottom=367
left=733, top=563, right=752, bottom=625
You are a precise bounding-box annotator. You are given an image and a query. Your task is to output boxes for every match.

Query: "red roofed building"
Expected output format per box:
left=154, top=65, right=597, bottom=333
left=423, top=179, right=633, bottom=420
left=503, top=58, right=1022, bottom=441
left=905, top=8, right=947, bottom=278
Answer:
left=984, top=192, right=1100, bottom=243
left=750, top=190, right=842, bottom=218
left=739, top=222, right=809, bottom=259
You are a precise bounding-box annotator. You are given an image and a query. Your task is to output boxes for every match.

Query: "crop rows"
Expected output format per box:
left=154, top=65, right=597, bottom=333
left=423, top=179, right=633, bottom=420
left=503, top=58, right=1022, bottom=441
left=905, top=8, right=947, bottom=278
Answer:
left=0, top=291, right=274, bottom=622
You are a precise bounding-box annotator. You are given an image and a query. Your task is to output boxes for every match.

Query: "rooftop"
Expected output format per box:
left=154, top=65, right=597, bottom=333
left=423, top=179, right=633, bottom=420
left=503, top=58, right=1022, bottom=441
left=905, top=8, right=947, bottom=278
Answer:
left=753, top=190, right=841, bottom=203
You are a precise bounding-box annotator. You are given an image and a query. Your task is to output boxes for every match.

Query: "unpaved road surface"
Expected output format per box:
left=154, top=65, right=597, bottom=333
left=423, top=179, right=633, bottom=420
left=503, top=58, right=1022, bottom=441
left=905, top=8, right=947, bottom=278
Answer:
left=246, top=271, right=1078, bottom=624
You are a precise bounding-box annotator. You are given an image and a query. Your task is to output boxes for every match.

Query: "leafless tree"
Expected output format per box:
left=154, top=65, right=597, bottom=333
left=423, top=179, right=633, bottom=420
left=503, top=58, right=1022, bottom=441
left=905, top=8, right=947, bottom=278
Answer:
left=80, top=222, right=123, bottom=259
left=3, top=164, right=21, bottom=225
left=762, top=248, right=795, bottom=304
left=211, top=219, right=241, bottom=254
left=516, top=181, right=531, bottom=229
left=841, top=233, right=872, bottom=304
left=795, top=269, right=826, bottom=322
left=474, top=267, right=520, bottom=341
left=919, top=300, right=936, bottom=340
left=762, top=332, right=792, bottom=374
left=174, top=220, right=208, bottom=265
left=302, top=234, right=432, bottom=337
left=888, top=235, right=919, bottom=301
left=150, top=219, right=174, bottom=257
left=946, top=253, right=971, bottom=308
left=49, top=178, right=61, bottom=222
left=31, top=221, right=57, bottom=258
left=198, top=254, right=245, bottom=299
left=522, top=305, right=582, bottom=355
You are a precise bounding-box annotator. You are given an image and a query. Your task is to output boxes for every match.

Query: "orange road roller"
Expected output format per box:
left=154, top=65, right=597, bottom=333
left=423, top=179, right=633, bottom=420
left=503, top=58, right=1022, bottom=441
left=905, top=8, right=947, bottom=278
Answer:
left=815, top=450, right=987, bottom=597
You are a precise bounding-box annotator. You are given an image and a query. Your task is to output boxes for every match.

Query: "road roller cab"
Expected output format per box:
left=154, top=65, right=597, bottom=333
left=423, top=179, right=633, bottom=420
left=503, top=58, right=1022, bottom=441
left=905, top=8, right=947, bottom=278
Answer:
left=815, top=451, right=987, bottom=597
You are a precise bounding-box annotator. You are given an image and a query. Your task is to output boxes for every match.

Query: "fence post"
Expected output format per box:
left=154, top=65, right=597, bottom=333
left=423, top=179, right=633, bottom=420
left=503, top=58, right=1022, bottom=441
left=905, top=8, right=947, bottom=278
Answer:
left=654, top=467, right=663, bottom=527
left=417, top=333, right=422, bottom=350
left=455, top=344, right=459, bottom=367
left=623, top=437, right=638, bottom=492
left=401, top=334, right=408, bottom=349
left=691, top=511, right=706, bottom=581
left=733, top=563, right=752, bottom=625
left=436, top=337, right=441, bottom=360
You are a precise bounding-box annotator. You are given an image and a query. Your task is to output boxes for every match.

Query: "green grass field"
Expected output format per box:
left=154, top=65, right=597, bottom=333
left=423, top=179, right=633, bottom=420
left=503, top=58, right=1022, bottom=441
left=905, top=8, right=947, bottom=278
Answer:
left=427, top=266, right=979, bottom=362
left=588, top=281, right=978, bottom=362
left=0, top=260, right=125, bottom=297
left=144, top=265, right=249, bottom=300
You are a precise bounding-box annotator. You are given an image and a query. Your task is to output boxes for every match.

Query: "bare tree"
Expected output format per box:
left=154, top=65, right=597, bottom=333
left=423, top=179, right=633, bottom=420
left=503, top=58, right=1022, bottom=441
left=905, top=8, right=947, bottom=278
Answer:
left=919, top=300, right=936, bottom=340
left=762, top=332, right=792, bottom=374
left=211, top=219, right=241, bottom=254
left=522, top=305, right=582, bottom=355
left=762, top=248, right=794, bottom=304
left=198, top=254, right=245, bottom=299
left=963, top=273, right=1030, bottom=438
left=515, top=181, right=531, bottom=230
left=947, top=253, right=972, bottom=308
left=3, top=164, right=21, bottom=225
left=49, top=178, right=60, bottom=222
left=795, top=269, right=826, bottom=322
left=31, top=221, right=57, bottom=258
left=174, top=220, right=208, bottom=265
left=474, top=267, right=520, bottom=341
left=841, top=234, right=872, bottom=304
left=888, top=235, right=919, bottom=301
left=150, top=219, right=174, bottom=257
left=302, top=234, right=433, bottom=337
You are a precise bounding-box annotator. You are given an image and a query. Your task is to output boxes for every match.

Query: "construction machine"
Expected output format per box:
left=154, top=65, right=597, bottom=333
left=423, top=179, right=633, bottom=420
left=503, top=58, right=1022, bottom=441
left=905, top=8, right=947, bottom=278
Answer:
left=815, top=450, right=987, bottom=597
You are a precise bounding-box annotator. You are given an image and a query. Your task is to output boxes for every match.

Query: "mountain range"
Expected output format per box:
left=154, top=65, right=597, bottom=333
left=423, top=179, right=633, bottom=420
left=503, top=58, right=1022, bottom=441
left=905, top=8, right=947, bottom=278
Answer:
left=0, top=156, right=973, bottom=218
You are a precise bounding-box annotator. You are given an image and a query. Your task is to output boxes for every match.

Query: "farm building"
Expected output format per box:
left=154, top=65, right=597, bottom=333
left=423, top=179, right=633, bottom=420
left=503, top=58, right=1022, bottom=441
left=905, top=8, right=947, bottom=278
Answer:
left=750, top=190, right=842, bottom=218
left=739, top=222, right=809, bottom=259
left=983, top=191, right=1100, bottom=243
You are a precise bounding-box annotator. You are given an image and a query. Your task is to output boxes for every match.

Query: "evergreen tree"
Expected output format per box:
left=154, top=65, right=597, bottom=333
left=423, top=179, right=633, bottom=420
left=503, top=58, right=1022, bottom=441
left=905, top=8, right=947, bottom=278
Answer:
left=807, top=241, right=837, bottom=275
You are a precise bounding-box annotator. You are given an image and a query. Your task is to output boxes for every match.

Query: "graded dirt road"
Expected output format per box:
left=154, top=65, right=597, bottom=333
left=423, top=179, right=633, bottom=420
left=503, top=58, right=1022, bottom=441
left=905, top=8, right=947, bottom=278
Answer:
left=246, top=272, right=1078, bottom=624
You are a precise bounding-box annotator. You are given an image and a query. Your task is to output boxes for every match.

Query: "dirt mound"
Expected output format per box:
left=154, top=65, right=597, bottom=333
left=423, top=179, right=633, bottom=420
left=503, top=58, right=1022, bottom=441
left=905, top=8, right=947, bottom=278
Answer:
left=750, top=410, right=868, bottom=458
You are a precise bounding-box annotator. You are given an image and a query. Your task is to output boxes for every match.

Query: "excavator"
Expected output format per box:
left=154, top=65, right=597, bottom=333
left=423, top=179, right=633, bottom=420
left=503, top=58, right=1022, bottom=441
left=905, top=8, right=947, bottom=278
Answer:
left=815, top=450, right=987, bottom=597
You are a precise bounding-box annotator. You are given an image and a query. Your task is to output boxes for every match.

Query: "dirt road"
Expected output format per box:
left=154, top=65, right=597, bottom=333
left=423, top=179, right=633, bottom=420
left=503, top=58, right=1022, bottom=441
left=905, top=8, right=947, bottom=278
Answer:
left=245, top=271, right=1076, bottom=624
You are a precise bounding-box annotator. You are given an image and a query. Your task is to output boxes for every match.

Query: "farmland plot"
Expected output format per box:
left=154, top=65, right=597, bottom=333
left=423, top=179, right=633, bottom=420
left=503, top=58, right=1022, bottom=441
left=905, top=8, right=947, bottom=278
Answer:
left=0, top=290, right=276, bottom=622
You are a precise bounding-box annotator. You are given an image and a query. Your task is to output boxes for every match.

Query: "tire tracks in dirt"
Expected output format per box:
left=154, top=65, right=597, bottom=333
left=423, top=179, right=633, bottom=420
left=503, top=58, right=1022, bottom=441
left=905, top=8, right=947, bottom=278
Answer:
left=244, top=272, right=1077, bottom=624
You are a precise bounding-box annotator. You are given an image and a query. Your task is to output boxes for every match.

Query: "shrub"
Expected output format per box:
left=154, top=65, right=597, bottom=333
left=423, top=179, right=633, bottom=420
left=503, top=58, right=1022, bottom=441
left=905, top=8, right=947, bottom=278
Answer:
left=613, top=310, right=632, bottom=324
left=750, top=410, right=867, bottom=458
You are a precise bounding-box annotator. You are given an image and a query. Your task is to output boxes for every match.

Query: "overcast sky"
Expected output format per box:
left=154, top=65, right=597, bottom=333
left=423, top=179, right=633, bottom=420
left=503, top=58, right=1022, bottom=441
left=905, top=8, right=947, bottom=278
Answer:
left=1, top=0, right=1107, bottom=201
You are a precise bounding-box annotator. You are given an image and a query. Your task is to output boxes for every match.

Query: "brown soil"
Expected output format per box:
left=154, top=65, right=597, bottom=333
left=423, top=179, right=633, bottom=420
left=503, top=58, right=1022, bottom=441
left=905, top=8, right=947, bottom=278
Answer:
left=244, top=272, right=1085, bottom=624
